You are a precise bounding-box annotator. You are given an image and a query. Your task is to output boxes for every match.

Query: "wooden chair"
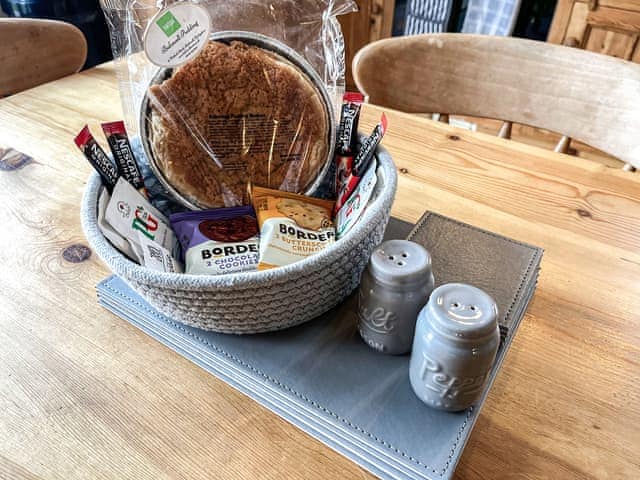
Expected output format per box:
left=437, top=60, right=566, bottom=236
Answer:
left=0, top=18, right=87, bottom=97
left=353, top=33, right=640, bottom=170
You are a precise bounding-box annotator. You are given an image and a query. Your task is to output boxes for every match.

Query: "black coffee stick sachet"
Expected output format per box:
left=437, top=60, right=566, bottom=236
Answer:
left=74, top=125, right=119, bottom=192
left=335, top=92, right=364, bottom=196
left=102, top=121, right=147, bottom=197
left=335, top=113, right=387, bottom=213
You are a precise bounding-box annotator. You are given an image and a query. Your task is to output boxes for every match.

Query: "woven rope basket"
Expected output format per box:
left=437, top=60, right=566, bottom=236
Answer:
left=81, top=145, right=397, bottom=334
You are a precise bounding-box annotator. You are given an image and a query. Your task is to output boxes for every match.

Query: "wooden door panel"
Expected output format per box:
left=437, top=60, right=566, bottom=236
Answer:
left=564, top=1, right=590, bottom=44
left=586, top=6, right=640, bottom=32
left=552, top=1, right=640, bottom=62
left=633, top=41, right=640, bottom=61
left=582, top=7, right=640, bottom=59
left=598, top=0, right=640, bottom=13
left=584, top=27, right=638, bottom=58
left=548, top=0, right=576, bottom=43
left=339, top=0, right=395, bottom=90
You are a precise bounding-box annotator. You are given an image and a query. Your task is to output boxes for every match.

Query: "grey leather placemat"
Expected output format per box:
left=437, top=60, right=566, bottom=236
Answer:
left=407, top=212, right=543, bottom=343
left=96, top=213, right=542, bottom=480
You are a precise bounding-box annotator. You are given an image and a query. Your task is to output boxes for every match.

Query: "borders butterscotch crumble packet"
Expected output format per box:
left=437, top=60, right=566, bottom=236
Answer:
left=252, top=187, right=336, bottom=270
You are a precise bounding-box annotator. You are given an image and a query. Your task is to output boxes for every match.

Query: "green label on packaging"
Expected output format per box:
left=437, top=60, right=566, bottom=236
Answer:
left=156, top=11, right=181, bottom=37
left=145, top=4, right=211, bottom=67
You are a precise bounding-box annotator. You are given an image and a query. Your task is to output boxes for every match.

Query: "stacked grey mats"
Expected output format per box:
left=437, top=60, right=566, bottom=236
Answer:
left=97, top=212, right=543, bottom=480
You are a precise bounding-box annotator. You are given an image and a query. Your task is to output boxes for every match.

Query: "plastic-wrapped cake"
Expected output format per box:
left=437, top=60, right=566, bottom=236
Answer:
left=147, top=39, right=331, bottom=209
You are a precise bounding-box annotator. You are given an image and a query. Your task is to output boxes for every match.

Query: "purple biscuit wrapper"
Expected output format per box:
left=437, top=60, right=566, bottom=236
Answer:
left=170, top=206, right=257, bottom=253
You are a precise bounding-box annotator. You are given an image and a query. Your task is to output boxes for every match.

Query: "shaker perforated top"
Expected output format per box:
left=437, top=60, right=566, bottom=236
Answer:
left=370, top=239, right=432, bottom=286
left=426, top=283, right=499, bottom=340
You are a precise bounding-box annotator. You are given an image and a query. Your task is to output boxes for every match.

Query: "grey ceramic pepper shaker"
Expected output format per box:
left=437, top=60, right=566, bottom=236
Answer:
left=409, top=283, right=500, bottom=411
left=358, top=240, right=435, bottom=355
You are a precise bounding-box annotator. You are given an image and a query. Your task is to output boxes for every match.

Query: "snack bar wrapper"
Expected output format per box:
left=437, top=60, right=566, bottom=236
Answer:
left=170, top=207, right=260, bottom=275
left=252, top=187, right=336, bottom=270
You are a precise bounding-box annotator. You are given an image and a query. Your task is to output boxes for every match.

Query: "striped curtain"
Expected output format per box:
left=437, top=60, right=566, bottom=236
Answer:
left=462, top=0, right=522, bottom=36
left=404, top=0, right=453, bottom=35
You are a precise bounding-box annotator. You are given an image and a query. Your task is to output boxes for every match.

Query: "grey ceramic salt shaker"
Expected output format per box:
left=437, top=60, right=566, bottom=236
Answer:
left=358, top=240, right=435, bottom=355
left=409, top=283, right=500, bottom=411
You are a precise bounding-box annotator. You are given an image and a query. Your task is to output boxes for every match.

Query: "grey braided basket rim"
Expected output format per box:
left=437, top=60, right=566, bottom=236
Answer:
left=81, top=145, right=398, bottom=291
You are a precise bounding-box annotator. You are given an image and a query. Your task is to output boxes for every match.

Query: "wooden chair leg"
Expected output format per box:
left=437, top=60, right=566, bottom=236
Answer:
left=555, top=136, right=572, bottom=154
left=498, top=121, right=512, bottom=139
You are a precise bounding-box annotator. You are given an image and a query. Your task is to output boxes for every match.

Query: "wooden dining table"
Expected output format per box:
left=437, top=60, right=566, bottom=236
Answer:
left=0, top=63, right=638, bottom=480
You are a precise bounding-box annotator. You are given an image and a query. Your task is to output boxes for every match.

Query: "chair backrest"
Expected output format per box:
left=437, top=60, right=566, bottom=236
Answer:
left=0, top=18, right=87, bottom=97
left=353, top=33, right=640, bottom=168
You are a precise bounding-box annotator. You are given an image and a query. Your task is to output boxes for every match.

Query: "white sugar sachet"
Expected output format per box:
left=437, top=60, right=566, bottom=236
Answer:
left=137, top=232, right=184, bottom=273
left=97, top=188, right=143, bottom=262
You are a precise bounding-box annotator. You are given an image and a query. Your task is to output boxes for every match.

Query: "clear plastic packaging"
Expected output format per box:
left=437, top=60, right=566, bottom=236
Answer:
left=100, top=0, right=357, bottom=209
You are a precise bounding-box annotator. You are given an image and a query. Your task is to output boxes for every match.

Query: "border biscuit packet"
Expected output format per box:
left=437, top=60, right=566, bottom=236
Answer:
left=252, top=187, right=336, bottom=271
left=170, top=207, right=260, bottom=275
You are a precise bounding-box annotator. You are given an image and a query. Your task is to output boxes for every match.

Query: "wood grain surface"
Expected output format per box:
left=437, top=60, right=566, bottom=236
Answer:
left=0, top=64, right=639, bottom=479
